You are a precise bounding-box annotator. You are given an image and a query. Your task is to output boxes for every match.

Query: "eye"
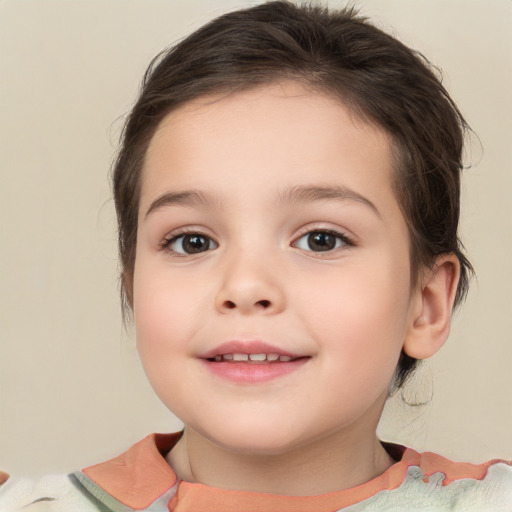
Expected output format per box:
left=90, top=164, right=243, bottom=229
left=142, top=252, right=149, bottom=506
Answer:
left=293, top=230, right=350, bottom=252
left=164, top=233, right=218, bottom=255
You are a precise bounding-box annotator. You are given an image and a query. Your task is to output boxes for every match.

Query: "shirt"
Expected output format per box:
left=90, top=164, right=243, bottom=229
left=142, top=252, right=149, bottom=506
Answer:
left=1, top=432, right=511, bottom=511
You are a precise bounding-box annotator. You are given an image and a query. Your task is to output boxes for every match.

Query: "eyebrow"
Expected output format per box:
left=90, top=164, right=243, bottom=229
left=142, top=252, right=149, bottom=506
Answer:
left=144, top=184, right=381, bottom=219
left=275, top=184, right=382, bottom=219
left=145, top=189, right=222, bottom=218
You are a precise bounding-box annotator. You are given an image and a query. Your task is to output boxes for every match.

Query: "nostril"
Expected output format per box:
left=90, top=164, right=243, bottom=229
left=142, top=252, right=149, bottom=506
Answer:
left=220, top=299, right=272, bottom=310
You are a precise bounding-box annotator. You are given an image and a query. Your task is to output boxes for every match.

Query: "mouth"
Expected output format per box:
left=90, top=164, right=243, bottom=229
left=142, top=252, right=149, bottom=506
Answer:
left=208, top=353, right=300, bottom=363
left=199, top=341, right=310, bottom=383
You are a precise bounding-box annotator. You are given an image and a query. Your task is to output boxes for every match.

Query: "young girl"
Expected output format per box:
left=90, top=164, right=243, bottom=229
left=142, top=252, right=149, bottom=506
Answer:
left=1, top=1, right=511, bottom=510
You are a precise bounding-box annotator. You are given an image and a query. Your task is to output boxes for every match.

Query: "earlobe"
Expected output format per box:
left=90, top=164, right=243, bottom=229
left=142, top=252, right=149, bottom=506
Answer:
left=404, top=254, right=460, bottom=360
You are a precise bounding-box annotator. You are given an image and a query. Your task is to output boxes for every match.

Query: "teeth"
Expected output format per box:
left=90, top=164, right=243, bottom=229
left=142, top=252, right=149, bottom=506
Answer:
left=213, top=353, right=296, bottom=363
left=249, top=353, right=266, bottom=361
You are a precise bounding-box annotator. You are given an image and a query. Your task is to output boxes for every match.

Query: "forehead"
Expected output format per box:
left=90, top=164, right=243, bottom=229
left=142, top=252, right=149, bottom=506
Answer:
left=141, top=82, right=397, bottom=216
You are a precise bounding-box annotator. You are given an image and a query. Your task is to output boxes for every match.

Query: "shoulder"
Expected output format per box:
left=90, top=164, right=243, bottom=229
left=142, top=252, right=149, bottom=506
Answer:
left=433, top=456, right=512, bottom=510
left=381, top=449, right=512, bottom=511
left=0, top=472, right=101, bottom=512
left=0, top=434, right=181, bottom=512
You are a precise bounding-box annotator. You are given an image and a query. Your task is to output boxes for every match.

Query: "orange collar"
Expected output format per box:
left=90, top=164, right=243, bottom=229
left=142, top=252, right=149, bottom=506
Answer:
left=83, top=433, right=495, bottom=511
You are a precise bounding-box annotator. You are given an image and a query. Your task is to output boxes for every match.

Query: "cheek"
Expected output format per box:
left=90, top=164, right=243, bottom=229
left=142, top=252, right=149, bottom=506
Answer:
left=133, top=262, right=196, bottom=365
left=298, top=258, right=411, bottom=373
left=132, top=268, right=201, bottom=412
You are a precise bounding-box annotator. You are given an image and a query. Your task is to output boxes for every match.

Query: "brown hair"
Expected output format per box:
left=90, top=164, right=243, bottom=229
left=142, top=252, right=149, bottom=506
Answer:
left=112, top=1, right=472, bottom=388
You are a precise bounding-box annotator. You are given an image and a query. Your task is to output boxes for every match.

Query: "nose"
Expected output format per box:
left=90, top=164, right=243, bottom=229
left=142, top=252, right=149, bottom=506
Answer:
left=214, top=251, right=286, bottom=315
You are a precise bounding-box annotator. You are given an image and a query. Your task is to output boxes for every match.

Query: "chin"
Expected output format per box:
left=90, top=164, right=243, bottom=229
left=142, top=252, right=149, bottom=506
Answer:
left=193, top=418, right=313, bottom=457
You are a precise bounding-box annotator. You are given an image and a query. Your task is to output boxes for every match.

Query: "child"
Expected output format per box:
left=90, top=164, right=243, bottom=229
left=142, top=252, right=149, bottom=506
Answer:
left=1, top=1, right=511, bottom=510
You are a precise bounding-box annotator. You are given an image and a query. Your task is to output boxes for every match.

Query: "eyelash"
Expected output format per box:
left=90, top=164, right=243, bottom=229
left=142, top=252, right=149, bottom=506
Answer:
left=292, top=227, right=354, bottom=255
left=160, top=228, right=217, bottom=256
left=159, top=227, right=355, bottom=256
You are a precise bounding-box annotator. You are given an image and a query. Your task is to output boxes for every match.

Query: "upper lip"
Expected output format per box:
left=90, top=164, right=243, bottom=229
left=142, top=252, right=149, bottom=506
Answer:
left=198, top=340, right=304, bottom=360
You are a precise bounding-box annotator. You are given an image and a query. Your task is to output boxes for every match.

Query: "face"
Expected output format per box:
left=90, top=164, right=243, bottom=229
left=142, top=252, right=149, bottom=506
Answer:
left=133, top=82, right=418, bottom=455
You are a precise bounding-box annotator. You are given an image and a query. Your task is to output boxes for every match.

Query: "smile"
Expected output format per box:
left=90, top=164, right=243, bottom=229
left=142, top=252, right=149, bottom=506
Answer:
left=199, top=340, right=310, bottom=383
left=210, top=353, right=295, bottom=363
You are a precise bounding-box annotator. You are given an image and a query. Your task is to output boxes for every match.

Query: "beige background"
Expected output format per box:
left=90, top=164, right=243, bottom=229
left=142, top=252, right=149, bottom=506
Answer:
left=1, top=0, right=511, bottom=478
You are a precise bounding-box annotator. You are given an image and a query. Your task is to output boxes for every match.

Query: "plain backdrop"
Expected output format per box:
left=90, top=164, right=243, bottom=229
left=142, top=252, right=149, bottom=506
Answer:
left=1, top=0, right=511, bottom=477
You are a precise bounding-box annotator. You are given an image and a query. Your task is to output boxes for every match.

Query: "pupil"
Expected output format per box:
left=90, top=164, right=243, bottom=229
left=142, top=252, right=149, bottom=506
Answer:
left=184, top=235, right=208, bottom=253
left=308, top=232, right=335, bottom=251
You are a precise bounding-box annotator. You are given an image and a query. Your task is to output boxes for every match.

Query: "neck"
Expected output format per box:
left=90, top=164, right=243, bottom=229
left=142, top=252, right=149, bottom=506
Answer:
left=166, top=425, right=395, bottom=496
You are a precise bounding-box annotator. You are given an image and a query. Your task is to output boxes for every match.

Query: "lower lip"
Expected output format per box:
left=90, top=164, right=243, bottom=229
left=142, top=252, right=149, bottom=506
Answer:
left=201, top=358, right=309, bottom=384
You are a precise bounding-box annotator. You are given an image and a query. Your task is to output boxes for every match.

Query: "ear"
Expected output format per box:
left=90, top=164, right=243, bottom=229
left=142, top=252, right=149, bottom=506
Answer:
left=403, top=254, right=460, bottom=360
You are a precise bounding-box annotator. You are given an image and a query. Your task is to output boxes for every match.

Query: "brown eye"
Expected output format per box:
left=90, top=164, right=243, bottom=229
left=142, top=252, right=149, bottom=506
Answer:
left=294, top=230, right=348, bottom=252
left=168, top=233, right=217, bottom=254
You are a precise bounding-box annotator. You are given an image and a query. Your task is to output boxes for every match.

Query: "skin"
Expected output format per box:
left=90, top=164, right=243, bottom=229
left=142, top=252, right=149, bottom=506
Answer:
left=132, top=82, right=459, bottom=495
